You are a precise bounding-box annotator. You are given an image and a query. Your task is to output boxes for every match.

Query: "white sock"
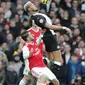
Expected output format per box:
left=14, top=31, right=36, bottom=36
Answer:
left=53, top=61, right=62, bottom=66
left=19, top=79, right=27, bottom=85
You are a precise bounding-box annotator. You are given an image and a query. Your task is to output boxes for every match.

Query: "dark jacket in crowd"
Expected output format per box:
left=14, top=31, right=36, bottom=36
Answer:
left=5, top=67, right=18, bottom=85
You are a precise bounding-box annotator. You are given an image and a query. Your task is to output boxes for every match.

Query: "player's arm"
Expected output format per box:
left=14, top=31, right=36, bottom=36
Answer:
left=44, top=23, right=72, bottom=37
left=32, top=15, right=72, bottom=37
left=22, top=46, right=32, bottom=59
left=45, top=24, right=72, bottom=37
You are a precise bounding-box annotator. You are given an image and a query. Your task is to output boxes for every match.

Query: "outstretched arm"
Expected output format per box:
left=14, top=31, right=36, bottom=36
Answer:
left=32, top=15, right=72, bottom=37
left=45, top=24, right=72, bottom=37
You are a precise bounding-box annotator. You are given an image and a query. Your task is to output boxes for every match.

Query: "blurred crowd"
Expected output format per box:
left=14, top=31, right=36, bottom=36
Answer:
left=0, top=0, right=85, bottom=85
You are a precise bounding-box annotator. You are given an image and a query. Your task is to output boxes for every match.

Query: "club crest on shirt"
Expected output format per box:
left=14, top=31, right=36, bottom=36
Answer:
left=39, top=19, right=43, bottom=23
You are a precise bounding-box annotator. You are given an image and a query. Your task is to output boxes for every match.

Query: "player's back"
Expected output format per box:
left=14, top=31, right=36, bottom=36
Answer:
left=34, top=13, right=52, bottom=25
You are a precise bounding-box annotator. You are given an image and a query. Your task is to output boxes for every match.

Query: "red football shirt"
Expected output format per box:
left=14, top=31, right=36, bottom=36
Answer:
left=28, top=27, right=43, bottom=53
left=26, top=43, right=46, bottom=70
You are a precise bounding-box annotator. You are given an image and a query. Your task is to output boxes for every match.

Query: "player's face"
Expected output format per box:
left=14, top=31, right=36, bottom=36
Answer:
left=27, top=2, right=38, bottom=13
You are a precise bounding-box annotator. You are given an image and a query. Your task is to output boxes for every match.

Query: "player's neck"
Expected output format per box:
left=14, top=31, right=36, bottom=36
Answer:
left=32, top=26, right=38, bottom=31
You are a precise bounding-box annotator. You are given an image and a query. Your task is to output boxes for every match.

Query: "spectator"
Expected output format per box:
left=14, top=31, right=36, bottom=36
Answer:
left=72, top=29, right=80, bottom=45
left=60, top=0, right=72, bottom=14
left=0, top=62, right=5, bottom=85
left=68, top=54, right=79, bottom=85
left=71, top=36, right=82, bottom=52
left=9, top=19, right=18, bottom=39
left=5, top=62, right=18, bottom=85
left=50, top=2, right=59, bottom=13
left=1, top=21, right=10, bottom=41
left=58, top=35, right=66, bottom=45
left=0, top=42, right=13, bottom=61
left=39, top=8, right=46, bottom=14
left=22, top=19, right=30, bottom=30
left=48, top=10, right=57, bottom=20
left=62, top=44, right=71, bottom=65
left=76, top=57, right=85, bottom=85
left=61, top=10, right=71, bottom=27
left=75, top=13, right=81, bottom=21
left=6, top=33, right=17, bottom=52
left=71, top=0, right=80, bottom=17
left=14, top=14, right=22, bottom=37
left=53, top=18, right=61, bottom=26
left=16, top=4, right=24, bottom=19
left=4, top=2, right=12, bottom=20
left=70, top=17, right=79, bottom=30
left=1, top=2, right=6, bottom=13
left=79, top=11, right=85, bottom=40
left=13, top=51, right=23, bottom=76
left=74, top=48, right=82, bottom=60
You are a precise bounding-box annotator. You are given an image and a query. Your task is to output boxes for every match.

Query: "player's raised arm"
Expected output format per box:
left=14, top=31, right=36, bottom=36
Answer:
left=32, top=15, right=72, bottom=37
left=45, top=24, right=72, bottom=37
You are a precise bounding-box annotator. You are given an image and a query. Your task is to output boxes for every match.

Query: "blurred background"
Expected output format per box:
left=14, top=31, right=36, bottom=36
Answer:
left=0, top=0, right=85, bottom=85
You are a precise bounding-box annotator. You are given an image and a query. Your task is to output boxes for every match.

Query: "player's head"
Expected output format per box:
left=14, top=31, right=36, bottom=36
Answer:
left=24, top=1, right=38, bottom=14
left=21, top=30, right=34, bottom=42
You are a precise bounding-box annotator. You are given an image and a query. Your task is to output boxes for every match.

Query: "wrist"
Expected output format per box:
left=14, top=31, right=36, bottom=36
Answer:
left=62, top=27, right=67, bottom=30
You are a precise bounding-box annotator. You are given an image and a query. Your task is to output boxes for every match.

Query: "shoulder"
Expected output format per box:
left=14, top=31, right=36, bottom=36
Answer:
left=22, top=45, right=30, bottom=59
left=22, top=45, right=29, bottom=51
left=32, top=13, right=46, bottom=22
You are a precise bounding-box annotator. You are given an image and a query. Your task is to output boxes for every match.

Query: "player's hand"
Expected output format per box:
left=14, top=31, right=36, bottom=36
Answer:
left=63, top=27, right=72, bottom=38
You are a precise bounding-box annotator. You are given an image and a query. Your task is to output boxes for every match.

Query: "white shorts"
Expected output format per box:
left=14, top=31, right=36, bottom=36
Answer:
left=23, top=59, right=30, bottom=75
left=31, top=67, right=57, bottom=81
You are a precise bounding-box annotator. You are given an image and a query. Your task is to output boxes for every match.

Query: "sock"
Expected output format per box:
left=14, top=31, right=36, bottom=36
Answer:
left=53, top=61, right=62, bottom=66
left=19, top=78, right=27, bottom=85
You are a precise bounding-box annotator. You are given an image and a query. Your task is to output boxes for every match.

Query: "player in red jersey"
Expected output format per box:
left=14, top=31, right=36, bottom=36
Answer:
left=19, top=25, right=44, bottom=85
left=21, top=30, right=59, bottom=85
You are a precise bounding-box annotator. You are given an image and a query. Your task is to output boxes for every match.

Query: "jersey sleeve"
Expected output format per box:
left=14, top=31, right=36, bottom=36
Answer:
left=31, top=15, right=46, bottom=28
left=22, top=46, right=30, bottom=59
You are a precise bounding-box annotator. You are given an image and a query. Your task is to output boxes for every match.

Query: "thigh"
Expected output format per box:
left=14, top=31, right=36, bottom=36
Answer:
left=47, top=50, right=63, bottom=63
left=31, top=67, right=45, bottom=79
left=44, top=67, right=57, bottom=81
